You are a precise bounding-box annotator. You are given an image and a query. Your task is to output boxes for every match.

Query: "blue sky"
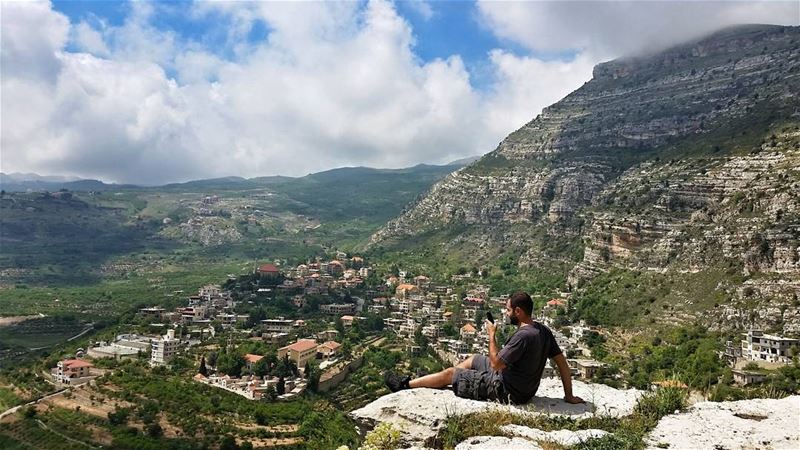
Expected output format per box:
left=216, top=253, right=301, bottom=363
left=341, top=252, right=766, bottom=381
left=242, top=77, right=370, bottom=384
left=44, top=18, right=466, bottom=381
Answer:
left=3, top=0, right=797, bottom=184
left=51, top=0, right=562, bottom=91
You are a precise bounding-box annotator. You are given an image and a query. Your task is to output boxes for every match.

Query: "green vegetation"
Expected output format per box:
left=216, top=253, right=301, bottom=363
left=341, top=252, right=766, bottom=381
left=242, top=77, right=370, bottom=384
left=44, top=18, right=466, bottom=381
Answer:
left=570, top=268, right=739, bottom=328
left=709, top=360, right=800, bottom=401
left=0, top=386, right=20, bottom=409
left=0, top=316, right=88, bottom=350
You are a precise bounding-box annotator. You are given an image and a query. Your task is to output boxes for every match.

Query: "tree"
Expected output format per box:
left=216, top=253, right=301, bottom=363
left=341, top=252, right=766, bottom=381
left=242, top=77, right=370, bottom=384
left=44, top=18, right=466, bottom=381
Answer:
left=252, top=358, right=269, bottom=377
left=146, top=423, right=163, bottom=438
left=220, top=435, right=239, bottom=450
left=475, top=310, right=484, bottom=331
left=334, top=317, right=345, bottom=337
left=22, top=406, right=36, bottom=419
left=108, top=408, right=129, bottom=425
left=341, top=340, right=353, bottom=359
left=207, top=351, right=218, bottom=367
left=217, top=353, right=245, bottom=377
left=306, top=362, right=321, bottom=392
left=414, top=325, right=428, bottom=348
left=277, top=376, right=286, bottom=395
left=198, top=356, right=208, bottom=376
left=264, top=385, right=277, bottom=401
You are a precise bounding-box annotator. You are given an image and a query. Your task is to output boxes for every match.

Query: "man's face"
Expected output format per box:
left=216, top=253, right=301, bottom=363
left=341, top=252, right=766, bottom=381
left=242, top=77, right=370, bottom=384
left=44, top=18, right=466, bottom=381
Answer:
left=506, top=300, right=519, bottom=326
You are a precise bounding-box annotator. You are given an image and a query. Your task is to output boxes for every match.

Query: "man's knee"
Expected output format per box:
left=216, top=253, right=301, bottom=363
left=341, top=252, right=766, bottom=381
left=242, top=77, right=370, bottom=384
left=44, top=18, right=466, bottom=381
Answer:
left=458, top=355, right=475, bottom=369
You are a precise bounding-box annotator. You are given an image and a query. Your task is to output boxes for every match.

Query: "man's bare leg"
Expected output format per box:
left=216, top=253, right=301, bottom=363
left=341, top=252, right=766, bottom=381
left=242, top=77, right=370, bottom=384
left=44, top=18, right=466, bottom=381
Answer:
left=409, top=367, right=455, bottom=389
left=385, top=354, right=477, bottom=391
left=408, top=355, right=475, bottom=389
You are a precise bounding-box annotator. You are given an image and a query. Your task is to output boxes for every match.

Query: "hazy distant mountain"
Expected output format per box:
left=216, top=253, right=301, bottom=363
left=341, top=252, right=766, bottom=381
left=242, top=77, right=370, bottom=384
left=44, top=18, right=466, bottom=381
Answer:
left=0, top=159, right=474, bottom=193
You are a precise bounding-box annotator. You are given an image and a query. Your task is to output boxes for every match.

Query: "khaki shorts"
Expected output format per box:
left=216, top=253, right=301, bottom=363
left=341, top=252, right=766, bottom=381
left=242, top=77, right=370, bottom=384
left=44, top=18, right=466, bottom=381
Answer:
left=451, top=354, right=509, bottom=403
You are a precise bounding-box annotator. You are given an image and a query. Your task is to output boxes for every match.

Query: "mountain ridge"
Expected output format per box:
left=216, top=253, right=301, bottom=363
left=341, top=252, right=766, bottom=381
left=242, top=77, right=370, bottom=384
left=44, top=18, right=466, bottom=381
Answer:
left=368, top=24, right=800, bottom=332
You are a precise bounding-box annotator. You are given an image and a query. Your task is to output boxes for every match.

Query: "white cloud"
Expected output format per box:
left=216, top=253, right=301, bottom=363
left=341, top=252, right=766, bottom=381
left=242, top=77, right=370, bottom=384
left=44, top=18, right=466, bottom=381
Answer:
left=3, top=0, right=793, bottom=184
left=477, top=0, right=799, bottom=57
left=0, top=0, right=69, bottom=83
left=2, top=0, right=507, bottom=183
left=483, top=50, right=597, bottom=139
left=72, top=21, right=110, bottom=57
left=406, top=0, right=434, bottom=21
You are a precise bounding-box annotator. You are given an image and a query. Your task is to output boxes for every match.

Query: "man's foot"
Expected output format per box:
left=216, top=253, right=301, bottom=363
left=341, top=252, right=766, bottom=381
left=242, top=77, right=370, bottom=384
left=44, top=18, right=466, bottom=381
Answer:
left=384, top=371, right=411, bottom=392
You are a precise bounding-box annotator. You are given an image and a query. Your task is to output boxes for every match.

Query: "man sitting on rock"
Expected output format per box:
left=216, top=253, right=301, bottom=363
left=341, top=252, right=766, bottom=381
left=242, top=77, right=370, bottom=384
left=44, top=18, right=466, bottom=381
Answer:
left=385, top=291, right=584, bottom=405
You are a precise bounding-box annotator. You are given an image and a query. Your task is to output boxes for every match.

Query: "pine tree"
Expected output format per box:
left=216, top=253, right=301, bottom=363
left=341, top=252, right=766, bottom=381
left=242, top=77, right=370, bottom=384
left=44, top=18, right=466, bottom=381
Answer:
left=277, top=376, right=286, bottom=395
left=198, top=356, right=208, bottom=376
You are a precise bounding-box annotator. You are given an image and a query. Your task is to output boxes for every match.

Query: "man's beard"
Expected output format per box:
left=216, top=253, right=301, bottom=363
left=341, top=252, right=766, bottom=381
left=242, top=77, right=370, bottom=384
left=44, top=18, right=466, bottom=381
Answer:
left=509, top=314, right=519, bottom=326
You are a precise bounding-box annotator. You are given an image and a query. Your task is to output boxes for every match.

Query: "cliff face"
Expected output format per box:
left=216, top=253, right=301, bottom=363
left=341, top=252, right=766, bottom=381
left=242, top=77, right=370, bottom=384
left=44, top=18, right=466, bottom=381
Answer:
left=370, top=25, right=800, bottom=332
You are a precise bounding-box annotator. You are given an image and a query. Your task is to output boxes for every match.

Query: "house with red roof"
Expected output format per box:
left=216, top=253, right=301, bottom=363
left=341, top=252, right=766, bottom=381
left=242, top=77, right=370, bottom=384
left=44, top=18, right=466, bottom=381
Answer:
left=278, top=339, right=318, bottom=368
left=244, top=353, right=264, bottom=365
left=317, top=341, right=341, bottom=359
left=56, top=359, right=93, bottom=384
left=257, top=263, right=281, bottom=279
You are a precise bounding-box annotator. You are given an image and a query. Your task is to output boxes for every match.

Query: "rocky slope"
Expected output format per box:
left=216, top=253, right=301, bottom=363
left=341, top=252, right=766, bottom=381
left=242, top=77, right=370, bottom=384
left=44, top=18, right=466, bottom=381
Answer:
left=370, top=24, right=800, bottom=331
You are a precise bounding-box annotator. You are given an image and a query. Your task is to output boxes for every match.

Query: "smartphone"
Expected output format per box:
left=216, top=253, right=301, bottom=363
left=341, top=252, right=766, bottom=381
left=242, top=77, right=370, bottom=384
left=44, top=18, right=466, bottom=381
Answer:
left=486, top=311, right=494, bottom=324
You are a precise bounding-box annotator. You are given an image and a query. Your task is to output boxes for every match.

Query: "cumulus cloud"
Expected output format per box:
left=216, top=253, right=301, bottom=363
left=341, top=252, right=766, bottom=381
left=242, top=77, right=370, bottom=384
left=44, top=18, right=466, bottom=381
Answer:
left=483, top=50, right=597, bottom=141
left=1, top=1, right=795, bottom=184
left=477, top=0, right=799, bottom=58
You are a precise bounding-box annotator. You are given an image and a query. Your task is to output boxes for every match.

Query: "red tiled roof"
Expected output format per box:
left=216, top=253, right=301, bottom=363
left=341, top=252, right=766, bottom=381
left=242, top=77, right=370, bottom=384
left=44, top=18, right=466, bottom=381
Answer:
left=461, top=323, right=476, bottom=333
left=285, top=339, right=317, bottom=352
left=547, top=299, right=566, bottom=306
left=244, top=354, right=264, bottom=364
left=62, top=359, right=93, bottom=368
left=257, top=264, right=280, bottom=273
left=320, top=341, right=341, bottom=350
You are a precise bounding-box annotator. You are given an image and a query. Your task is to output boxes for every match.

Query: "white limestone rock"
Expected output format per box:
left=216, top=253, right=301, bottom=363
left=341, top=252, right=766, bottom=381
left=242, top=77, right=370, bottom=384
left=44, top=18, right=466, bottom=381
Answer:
left=645, top=395, right=800, bottom=450
left=528, top=376, right=643, bottom=417
left=501, top=424, right=609, bottom=446
left=349, top=378, right=643, bottom=446
left=454, top=436, right=542, bottom=450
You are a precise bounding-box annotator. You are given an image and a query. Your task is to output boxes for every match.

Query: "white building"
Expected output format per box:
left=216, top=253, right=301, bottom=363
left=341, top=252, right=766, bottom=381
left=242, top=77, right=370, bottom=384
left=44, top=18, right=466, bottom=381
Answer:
left=199, top=284, right=222, bottom=300
left=151, top=329, right=181, bottom=365
left=261, top=318, right=294, bottom=333
left=741, top=330, right=800, bottom=364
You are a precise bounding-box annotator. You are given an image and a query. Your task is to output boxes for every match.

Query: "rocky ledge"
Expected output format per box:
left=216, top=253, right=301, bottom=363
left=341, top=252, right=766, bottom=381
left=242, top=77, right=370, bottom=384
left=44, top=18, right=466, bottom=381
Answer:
left=350, top=378, right=800, bottom=449
left=349, top=378, right=643, bottom=447
left=645, top=395, right=800, bottom=450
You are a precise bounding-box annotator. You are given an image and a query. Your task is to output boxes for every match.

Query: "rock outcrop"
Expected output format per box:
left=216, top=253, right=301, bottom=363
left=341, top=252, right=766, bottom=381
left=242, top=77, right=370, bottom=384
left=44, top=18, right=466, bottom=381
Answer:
left=645, top=395, right=800, bottom=449
left=349, top=378, right=643, bottom=447
left=352, top=384, right=799, bottom=450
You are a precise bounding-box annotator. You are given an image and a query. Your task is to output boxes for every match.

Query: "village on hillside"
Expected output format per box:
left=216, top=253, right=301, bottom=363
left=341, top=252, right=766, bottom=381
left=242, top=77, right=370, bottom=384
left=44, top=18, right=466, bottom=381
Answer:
left=52, top=252, right=800, bottom=400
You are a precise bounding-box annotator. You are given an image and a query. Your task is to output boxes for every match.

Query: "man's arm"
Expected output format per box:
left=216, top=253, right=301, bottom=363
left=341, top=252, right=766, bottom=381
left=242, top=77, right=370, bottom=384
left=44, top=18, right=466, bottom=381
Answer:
left=552, top=353, right=584, bottom=404
left=485, top=320, right=507, bottom=371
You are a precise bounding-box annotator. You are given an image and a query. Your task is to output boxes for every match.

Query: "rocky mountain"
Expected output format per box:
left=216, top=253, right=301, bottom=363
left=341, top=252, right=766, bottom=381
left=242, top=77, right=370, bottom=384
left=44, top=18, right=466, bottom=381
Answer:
left=369, top=24, right=800, bottom=332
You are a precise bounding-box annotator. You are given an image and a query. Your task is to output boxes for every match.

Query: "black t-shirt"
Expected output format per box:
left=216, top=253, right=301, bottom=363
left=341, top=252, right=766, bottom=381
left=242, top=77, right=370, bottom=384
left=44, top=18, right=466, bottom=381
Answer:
left=497, top=322, right=562, bottom=404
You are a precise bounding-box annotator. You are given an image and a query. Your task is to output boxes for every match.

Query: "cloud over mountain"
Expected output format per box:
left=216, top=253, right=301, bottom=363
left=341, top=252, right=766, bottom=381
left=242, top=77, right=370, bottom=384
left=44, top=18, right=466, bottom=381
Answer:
left=1, top=1, right=795, bottom=184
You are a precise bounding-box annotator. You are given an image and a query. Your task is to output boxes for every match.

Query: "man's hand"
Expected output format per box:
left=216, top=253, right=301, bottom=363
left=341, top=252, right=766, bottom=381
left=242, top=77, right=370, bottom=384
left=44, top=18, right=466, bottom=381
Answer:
left=564, top=394, right=584, bottom=404
left=484, top=319, right=496, bottom=336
